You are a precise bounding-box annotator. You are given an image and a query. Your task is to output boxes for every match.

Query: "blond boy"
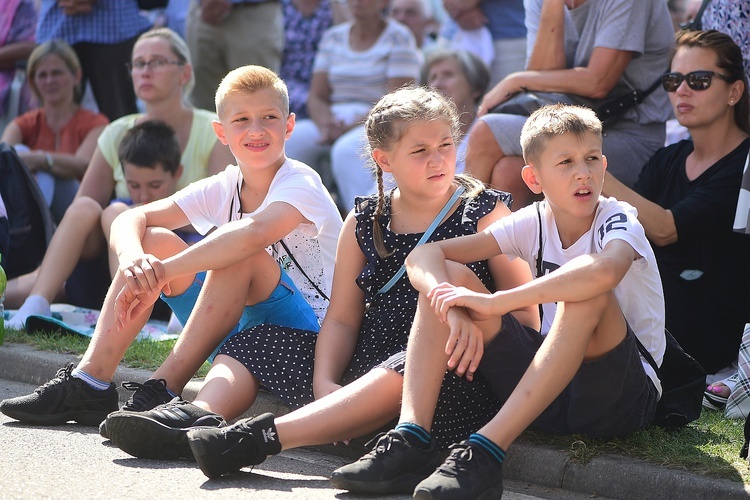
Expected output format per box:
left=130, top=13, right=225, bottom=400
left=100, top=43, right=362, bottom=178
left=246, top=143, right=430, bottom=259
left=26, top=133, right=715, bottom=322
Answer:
left=0, top=66, right=342, bottom=429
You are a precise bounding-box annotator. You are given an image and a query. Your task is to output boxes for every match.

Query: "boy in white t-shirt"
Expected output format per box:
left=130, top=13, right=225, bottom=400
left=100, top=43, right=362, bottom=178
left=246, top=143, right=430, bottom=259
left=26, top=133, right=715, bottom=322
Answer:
left=0, top=66, right=343, bottom=430
left=331, top=104, right=665, bottom=499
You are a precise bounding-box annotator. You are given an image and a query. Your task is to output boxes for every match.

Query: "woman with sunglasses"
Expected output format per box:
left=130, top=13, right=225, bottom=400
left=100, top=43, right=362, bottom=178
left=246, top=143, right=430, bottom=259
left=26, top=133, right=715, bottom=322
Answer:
left=602, top=29, right=750, bottom=394
left=7, top=27, right=233, bottom=329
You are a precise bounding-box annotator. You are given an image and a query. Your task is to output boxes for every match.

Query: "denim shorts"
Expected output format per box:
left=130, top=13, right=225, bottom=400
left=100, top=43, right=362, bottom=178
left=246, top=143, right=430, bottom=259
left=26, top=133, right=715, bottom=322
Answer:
left=161, top=266, right=320, bottom=362
left=478, top=313, right=658, bottom=439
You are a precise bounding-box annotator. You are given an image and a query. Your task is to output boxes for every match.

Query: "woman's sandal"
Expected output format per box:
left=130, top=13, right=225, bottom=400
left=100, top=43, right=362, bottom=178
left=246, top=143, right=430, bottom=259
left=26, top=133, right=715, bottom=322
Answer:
left=703, top=372, right=739, bottom=411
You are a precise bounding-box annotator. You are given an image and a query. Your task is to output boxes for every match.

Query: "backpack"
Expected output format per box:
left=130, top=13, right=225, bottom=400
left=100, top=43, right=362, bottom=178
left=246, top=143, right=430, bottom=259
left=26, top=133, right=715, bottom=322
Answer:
left=635, top=330, right=707, bottom=428
left=0, top=142, right=56, bottom=279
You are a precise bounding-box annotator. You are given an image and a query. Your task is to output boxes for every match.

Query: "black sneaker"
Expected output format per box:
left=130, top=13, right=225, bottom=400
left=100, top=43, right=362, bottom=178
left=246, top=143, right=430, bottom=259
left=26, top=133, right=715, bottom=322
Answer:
left=187, top=412, right=281, bottom=479
left=106, top=399, right=226, bottom=460
left=329, top=429, right=441, bottom=495
left=0, top=363, right=118, bottom=426
left=99, top=379, right=175, bottom=439
left=413, top=440, right=504, bottom=500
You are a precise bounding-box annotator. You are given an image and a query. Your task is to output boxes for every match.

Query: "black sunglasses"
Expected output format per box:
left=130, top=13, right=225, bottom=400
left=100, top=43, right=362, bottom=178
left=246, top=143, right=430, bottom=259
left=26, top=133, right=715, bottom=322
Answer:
left=661, top=70, right=734, bottom=92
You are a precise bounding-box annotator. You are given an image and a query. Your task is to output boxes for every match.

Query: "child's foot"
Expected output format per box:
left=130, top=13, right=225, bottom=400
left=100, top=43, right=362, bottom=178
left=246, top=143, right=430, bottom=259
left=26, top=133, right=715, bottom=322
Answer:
left=7, top=295, right=51, bottom=330
left=0, top=363, right=118, bottom=426
left=329, top=429, right=441, bottom=495
left=187, top=412, right=280, bottom=478
left=413, top=440, right=504, bottom=500
left=106, top=400, right=225, bottom=460
left=703, top=372, right=739, bottom=411
left=99, top=378, right=176, bottom=438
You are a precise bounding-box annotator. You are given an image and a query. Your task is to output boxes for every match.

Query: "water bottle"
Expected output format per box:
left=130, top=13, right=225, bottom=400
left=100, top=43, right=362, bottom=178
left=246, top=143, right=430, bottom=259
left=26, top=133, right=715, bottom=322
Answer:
left=0, top=253, right=6, bottom=345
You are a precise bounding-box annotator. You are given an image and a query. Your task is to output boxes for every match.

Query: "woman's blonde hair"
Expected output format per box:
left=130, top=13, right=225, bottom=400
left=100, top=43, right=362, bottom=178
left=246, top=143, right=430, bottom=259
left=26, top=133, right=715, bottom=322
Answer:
left=364, top=85, right=484, bottom=257
left=26, top=39, right=82, bottom=103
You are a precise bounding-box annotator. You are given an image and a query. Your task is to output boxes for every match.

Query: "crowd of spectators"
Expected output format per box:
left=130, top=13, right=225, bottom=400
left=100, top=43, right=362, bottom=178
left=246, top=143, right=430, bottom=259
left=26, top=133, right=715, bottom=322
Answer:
left=2, top=0, right=750, bottom=428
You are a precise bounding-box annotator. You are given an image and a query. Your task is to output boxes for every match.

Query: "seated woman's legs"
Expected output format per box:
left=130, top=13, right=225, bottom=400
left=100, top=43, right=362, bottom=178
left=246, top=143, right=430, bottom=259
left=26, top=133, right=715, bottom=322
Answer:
left=6, top=196, right=106, bottom=327
left=330, top=125, right=373, bottom=212
left=465, top=115, right=532, bottom=209
left=101, top=202, right=131, bottom=276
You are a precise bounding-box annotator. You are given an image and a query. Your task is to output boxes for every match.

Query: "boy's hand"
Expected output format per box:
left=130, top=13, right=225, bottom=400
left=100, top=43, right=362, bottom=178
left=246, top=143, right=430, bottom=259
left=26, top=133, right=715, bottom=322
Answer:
left=445, top=308, right=484, bottom=381
left=120, top=255, right=170, bottom=296
left=428, top=282, right=499, bottom=323
left=114, top=285, right=162, bottom=331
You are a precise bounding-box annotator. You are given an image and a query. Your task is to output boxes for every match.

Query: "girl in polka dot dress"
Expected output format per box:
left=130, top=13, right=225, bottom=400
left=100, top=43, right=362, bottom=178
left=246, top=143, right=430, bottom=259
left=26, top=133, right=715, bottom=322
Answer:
left=105, top=86, right=536, bottom=462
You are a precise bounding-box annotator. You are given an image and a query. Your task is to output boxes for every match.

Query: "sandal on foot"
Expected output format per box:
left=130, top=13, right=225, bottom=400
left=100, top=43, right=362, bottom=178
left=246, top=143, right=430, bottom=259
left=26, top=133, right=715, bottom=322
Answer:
left=703, top=372, right=739, bottom=410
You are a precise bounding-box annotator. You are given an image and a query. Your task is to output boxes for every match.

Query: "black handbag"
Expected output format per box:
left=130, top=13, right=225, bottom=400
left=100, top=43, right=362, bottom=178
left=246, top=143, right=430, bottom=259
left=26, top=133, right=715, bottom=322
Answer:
left=635, top=330, right=707, bottom=428
left=490, top=78, right=661, bottom=129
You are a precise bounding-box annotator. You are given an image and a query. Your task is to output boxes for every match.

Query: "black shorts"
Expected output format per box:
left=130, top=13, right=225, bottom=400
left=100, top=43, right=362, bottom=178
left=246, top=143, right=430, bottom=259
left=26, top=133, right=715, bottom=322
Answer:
left=478, top=313, right=658, bottom=440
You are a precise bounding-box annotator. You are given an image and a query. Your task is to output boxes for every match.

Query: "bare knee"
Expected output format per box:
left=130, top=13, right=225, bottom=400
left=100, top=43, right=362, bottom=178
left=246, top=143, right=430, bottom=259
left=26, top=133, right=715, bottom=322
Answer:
left=68, top=196, right=103, bottom=223
left=141, top=227, right=189, bottom=259
left=557, top=292, right=612, bottom=319
left=444, top=261, right=489, bottom=293
left=101, top=202, right=130, bottom=237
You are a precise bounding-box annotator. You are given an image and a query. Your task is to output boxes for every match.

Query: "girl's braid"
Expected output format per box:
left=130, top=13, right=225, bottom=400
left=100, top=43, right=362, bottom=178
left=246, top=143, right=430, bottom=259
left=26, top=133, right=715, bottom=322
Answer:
left=372, top=165, right=391, bottom=258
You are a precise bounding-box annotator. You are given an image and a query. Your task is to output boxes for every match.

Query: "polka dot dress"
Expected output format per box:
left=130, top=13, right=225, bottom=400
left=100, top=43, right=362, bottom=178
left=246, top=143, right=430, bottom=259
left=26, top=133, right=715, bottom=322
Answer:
left=219, top=188, right=511, bottom=448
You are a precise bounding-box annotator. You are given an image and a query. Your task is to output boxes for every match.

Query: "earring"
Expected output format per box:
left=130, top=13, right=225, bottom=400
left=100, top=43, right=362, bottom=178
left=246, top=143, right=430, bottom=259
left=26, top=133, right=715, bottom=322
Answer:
left=729, top=100, right=735, bottom=105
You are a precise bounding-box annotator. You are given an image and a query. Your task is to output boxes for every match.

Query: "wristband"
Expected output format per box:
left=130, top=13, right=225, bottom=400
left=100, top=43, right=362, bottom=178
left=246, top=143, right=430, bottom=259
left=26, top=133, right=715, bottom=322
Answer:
left=44, top=152, right=53, bottom=172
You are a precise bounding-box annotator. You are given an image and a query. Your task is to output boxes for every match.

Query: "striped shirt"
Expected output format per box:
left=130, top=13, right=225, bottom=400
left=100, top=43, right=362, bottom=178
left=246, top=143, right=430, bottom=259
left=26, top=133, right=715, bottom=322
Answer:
left=36, top=0, right=151, bottom=45
left=313, top=19, right=420, bottom=107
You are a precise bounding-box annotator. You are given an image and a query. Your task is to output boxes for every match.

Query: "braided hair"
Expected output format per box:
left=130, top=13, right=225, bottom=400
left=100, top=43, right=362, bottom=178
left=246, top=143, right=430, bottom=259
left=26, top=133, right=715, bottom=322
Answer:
left=364, top=86, right=484, bottom=257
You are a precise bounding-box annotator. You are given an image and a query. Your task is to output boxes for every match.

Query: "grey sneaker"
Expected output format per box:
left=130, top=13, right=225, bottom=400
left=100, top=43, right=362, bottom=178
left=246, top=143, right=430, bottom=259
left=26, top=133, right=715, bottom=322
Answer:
left=106, top=399, right=225, bottom=460
left=187, top=412, right=280, bottom=478
left=99, top=378, right=175, bottom=439
left=413, top=440, right=504, bottom=500
left=329, top=429, right=441, bottom=495
left=0, top=363, right=117, bottom=426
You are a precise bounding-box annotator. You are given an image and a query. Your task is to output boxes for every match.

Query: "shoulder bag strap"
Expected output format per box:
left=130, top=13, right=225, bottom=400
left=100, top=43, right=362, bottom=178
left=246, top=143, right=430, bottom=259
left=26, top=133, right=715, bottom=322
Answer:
left=535, top=201, right=544, bottom=323
left=633, top=329, right=662, bottom=377
left=377, top=186, right=465, bottom=295
left=278, top=238, right=330, bottom=302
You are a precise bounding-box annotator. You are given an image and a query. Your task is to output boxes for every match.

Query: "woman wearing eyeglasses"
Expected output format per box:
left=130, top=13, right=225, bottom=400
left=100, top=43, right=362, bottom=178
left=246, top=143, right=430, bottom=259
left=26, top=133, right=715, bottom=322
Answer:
left=7, top=27, right=233, bottom=328
left=602, top=29, right=750, bottom=392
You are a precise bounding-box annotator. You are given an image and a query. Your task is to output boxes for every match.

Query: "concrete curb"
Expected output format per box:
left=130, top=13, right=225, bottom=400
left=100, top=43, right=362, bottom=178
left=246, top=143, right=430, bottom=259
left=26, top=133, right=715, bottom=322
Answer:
left=1, top=342, right=748, bottom=499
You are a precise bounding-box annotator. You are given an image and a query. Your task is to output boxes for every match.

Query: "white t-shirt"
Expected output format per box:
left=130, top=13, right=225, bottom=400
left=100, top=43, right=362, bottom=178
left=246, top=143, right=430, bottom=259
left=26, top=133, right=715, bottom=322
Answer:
left=170, top=159, right=343, bottom=323
left=489, top=196, right=665, bottom=395
left=313, top=19, right=421, bottom=108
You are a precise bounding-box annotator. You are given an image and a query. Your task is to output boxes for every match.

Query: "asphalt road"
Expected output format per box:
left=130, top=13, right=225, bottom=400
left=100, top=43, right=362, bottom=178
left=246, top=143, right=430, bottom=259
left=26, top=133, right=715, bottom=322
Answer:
left=0, top=378, right=602, bottom=500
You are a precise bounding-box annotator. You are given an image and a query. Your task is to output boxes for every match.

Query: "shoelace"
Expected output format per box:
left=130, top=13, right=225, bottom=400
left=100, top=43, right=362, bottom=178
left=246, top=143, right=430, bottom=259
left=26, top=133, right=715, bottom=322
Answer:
left=36, top=363, right=75, bottom=393
left=121, top=379, right=169, bottom=409
left=362, top=431, right=399, bottom=459
left=439, top=443, right=475, bottom=475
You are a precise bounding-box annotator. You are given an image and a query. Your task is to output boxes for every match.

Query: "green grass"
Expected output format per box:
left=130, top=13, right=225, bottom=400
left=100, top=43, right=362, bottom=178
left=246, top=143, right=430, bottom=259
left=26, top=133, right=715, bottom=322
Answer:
left=520, top=410, right=749, bottom=484
left=4, top=327, right=749, bottom=484
left=4, top=327, right=211, bottom=377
